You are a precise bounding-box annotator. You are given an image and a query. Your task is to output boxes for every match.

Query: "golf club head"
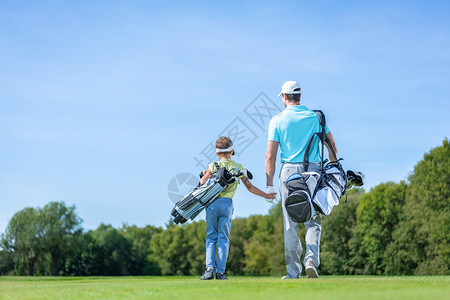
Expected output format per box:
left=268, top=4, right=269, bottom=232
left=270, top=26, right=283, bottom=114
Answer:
left=346, top=170, right=365, bottom=189
left=240, top=169, right=253, bottom=180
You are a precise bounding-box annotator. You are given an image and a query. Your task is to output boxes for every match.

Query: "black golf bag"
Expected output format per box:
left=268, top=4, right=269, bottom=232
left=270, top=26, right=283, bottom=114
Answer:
left=171, top=164, right=252, bottom=225
left=284, top=171, right=320, bottom=223
left=284, top=110, right=365, bottom=223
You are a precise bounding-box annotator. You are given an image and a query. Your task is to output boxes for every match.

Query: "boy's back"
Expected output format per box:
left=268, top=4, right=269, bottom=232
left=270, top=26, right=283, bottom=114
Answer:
left=209, top=158, right=244, bottom=199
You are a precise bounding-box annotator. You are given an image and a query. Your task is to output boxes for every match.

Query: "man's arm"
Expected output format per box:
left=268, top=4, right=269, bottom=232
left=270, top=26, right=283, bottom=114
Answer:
left=325, top=132, right=338, bottom=161
left=265, top=140, right=279, bottom=186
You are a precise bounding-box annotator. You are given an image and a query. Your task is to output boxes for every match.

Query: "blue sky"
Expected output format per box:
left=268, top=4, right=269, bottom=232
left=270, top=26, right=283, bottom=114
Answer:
left=1, top=0, right=449, bottom=234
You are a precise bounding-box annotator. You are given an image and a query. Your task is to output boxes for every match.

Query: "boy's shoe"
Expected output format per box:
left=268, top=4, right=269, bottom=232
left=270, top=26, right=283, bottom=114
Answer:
left=216, top=272, right=228, bottom=280
left=281, top=275, right=299, bottom=279
left=305, top=260, right=319, bottom=279
left=200, top=267, right=215, bottom=280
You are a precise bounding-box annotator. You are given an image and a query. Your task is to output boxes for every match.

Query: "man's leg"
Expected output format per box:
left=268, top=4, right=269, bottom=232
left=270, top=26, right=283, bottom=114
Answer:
left=304, top=213, right=321, bottom=269
left=283, top=214, right=302, bottom=278
left=280, top=164, right=302, bottom=278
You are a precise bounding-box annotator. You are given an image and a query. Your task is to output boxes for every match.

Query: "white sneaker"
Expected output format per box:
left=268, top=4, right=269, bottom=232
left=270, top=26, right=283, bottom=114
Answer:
left=305, top=260, right=319, bottom=279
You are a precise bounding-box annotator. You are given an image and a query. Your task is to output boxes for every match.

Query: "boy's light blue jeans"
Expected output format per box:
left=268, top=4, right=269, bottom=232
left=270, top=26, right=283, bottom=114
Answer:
left=205, top=197, right=233, bottom=273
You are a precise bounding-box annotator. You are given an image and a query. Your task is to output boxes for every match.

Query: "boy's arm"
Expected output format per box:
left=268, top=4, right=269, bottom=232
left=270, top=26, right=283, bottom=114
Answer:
left=241, top=177, right=276, bottom=200
left=199, top=168, right=212, bottom=185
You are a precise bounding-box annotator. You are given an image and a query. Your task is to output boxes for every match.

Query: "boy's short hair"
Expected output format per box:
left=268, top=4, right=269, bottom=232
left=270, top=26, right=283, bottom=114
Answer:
left=216, top=137, right=233, bottom=155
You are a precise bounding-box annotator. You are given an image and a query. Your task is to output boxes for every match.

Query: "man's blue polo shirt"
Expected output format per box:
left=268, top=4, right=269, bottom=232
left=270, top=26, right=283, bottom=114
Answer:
left=268, top=105, right=330, bottom=163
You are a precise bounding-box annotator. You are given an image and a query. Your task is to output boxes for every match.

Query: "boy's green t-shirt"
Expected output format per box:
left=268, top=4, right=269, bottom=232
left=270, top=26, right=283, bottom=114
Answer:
left=209, top=158, right=244, bottom=199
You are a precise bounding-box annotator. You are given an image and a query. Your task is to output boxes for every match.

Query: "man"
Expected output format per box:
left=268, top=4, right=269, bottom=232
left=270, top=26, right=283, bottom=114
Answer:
left=265, top=81, right=338, bottom=279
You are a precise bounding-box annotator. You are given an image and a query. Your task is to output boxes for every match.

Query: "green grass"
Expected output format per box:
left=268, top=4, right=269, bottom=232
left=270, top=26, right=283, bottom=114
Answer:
left=0, top=276, right=449, bottom=300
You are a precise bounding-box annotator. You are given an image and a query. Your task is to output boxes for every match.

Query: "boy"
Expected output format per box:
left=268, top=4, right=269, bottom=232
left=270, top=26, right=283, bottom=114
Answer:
left=199, top=136, right=276, bottom=280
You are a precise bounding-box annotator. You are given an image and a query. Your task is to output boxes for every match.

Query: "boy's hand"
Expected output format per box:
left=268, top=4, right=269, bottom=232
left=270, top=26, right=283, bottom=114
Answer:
left=265, top=186, right=278, bottom=203
left=266, top=193, right=277, bottom=202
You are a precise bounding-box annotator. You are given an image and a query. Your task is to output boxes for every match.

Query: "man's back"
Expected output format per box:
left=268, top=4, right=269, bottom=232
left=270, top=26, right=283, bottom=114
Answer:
left=268, top=105, right=329, bottom=163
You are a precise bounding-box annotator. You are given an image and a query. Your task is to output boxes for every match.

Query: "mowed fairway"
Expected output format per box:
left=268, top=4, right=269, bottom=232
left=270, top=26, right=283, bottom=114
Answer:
left=0, top=276, right=448, bottom=300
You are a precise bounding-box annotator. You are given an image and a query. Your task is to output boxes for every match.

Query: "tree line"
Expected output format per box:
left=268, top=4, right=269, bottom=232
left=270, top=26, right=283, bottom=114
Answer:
left=1, top=139, right=448, bottom=276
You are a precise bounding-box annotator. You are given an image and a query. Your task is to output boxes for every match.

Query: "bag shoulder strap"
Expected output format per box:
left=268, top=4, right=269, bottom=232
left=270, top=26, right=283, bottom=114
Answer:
left=303, top=110, right=326, bottom=171
left=303, top=110, right=338, bottom=171
left=314, top=110, right=338, bottom=161
left=314, top=109, right=326, bottom=127
left=213, top=162, right=221, bottom=173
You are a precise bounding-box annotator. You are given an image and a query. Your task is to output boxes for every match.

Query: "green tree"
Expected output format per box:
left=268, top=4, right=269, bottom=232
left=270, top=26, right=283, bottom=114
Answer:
left=120, top=224, right=162, bottom=275
left=184, top=220, right=207, bottom=275
left=83, top=224, right=133, bottom=275
left=320, top=188, right=364, bottom=275
left=349, top=182, right=406, bottom=275
left=227, top=217, right=252, bottom=275
left=386, top=138, right=450, bottom=275
left=242, top=203, right=285, bottom=276
left=0, top=249, right=14, bottom=275
left=1, top=202, right=84, bottom=276
left=1, top=207, right=41, bottom=275
left=149, top=222, right=191, bottom=275
left=38, top=202, right=83, bottom=275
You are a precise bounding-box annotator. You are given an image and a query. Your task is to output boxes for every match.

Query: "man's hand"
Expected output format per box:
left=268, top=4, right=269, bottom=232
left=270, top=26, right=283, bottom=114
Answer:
left=265, top=185, right=278, bottom=203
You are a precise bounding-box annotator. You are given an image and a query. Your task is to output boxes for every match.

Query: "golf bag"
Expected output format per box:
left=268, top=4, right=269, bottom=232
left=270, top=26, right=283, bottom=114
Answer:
left=284, top=110, right=365, bottom=223
left=312, top=163, right=365, bottom=216
left=312, top=161, right=347, bottom=216
left=284, top=171, right=320, bottom=223
left=171, top=163, right=252, bottom=225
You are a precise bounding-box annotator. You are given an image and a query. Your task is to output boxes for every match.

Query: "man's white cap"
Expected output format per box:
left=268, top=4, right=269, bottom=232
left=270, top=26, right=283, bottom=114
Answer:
left=278, top=81, right=301, bottom=97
